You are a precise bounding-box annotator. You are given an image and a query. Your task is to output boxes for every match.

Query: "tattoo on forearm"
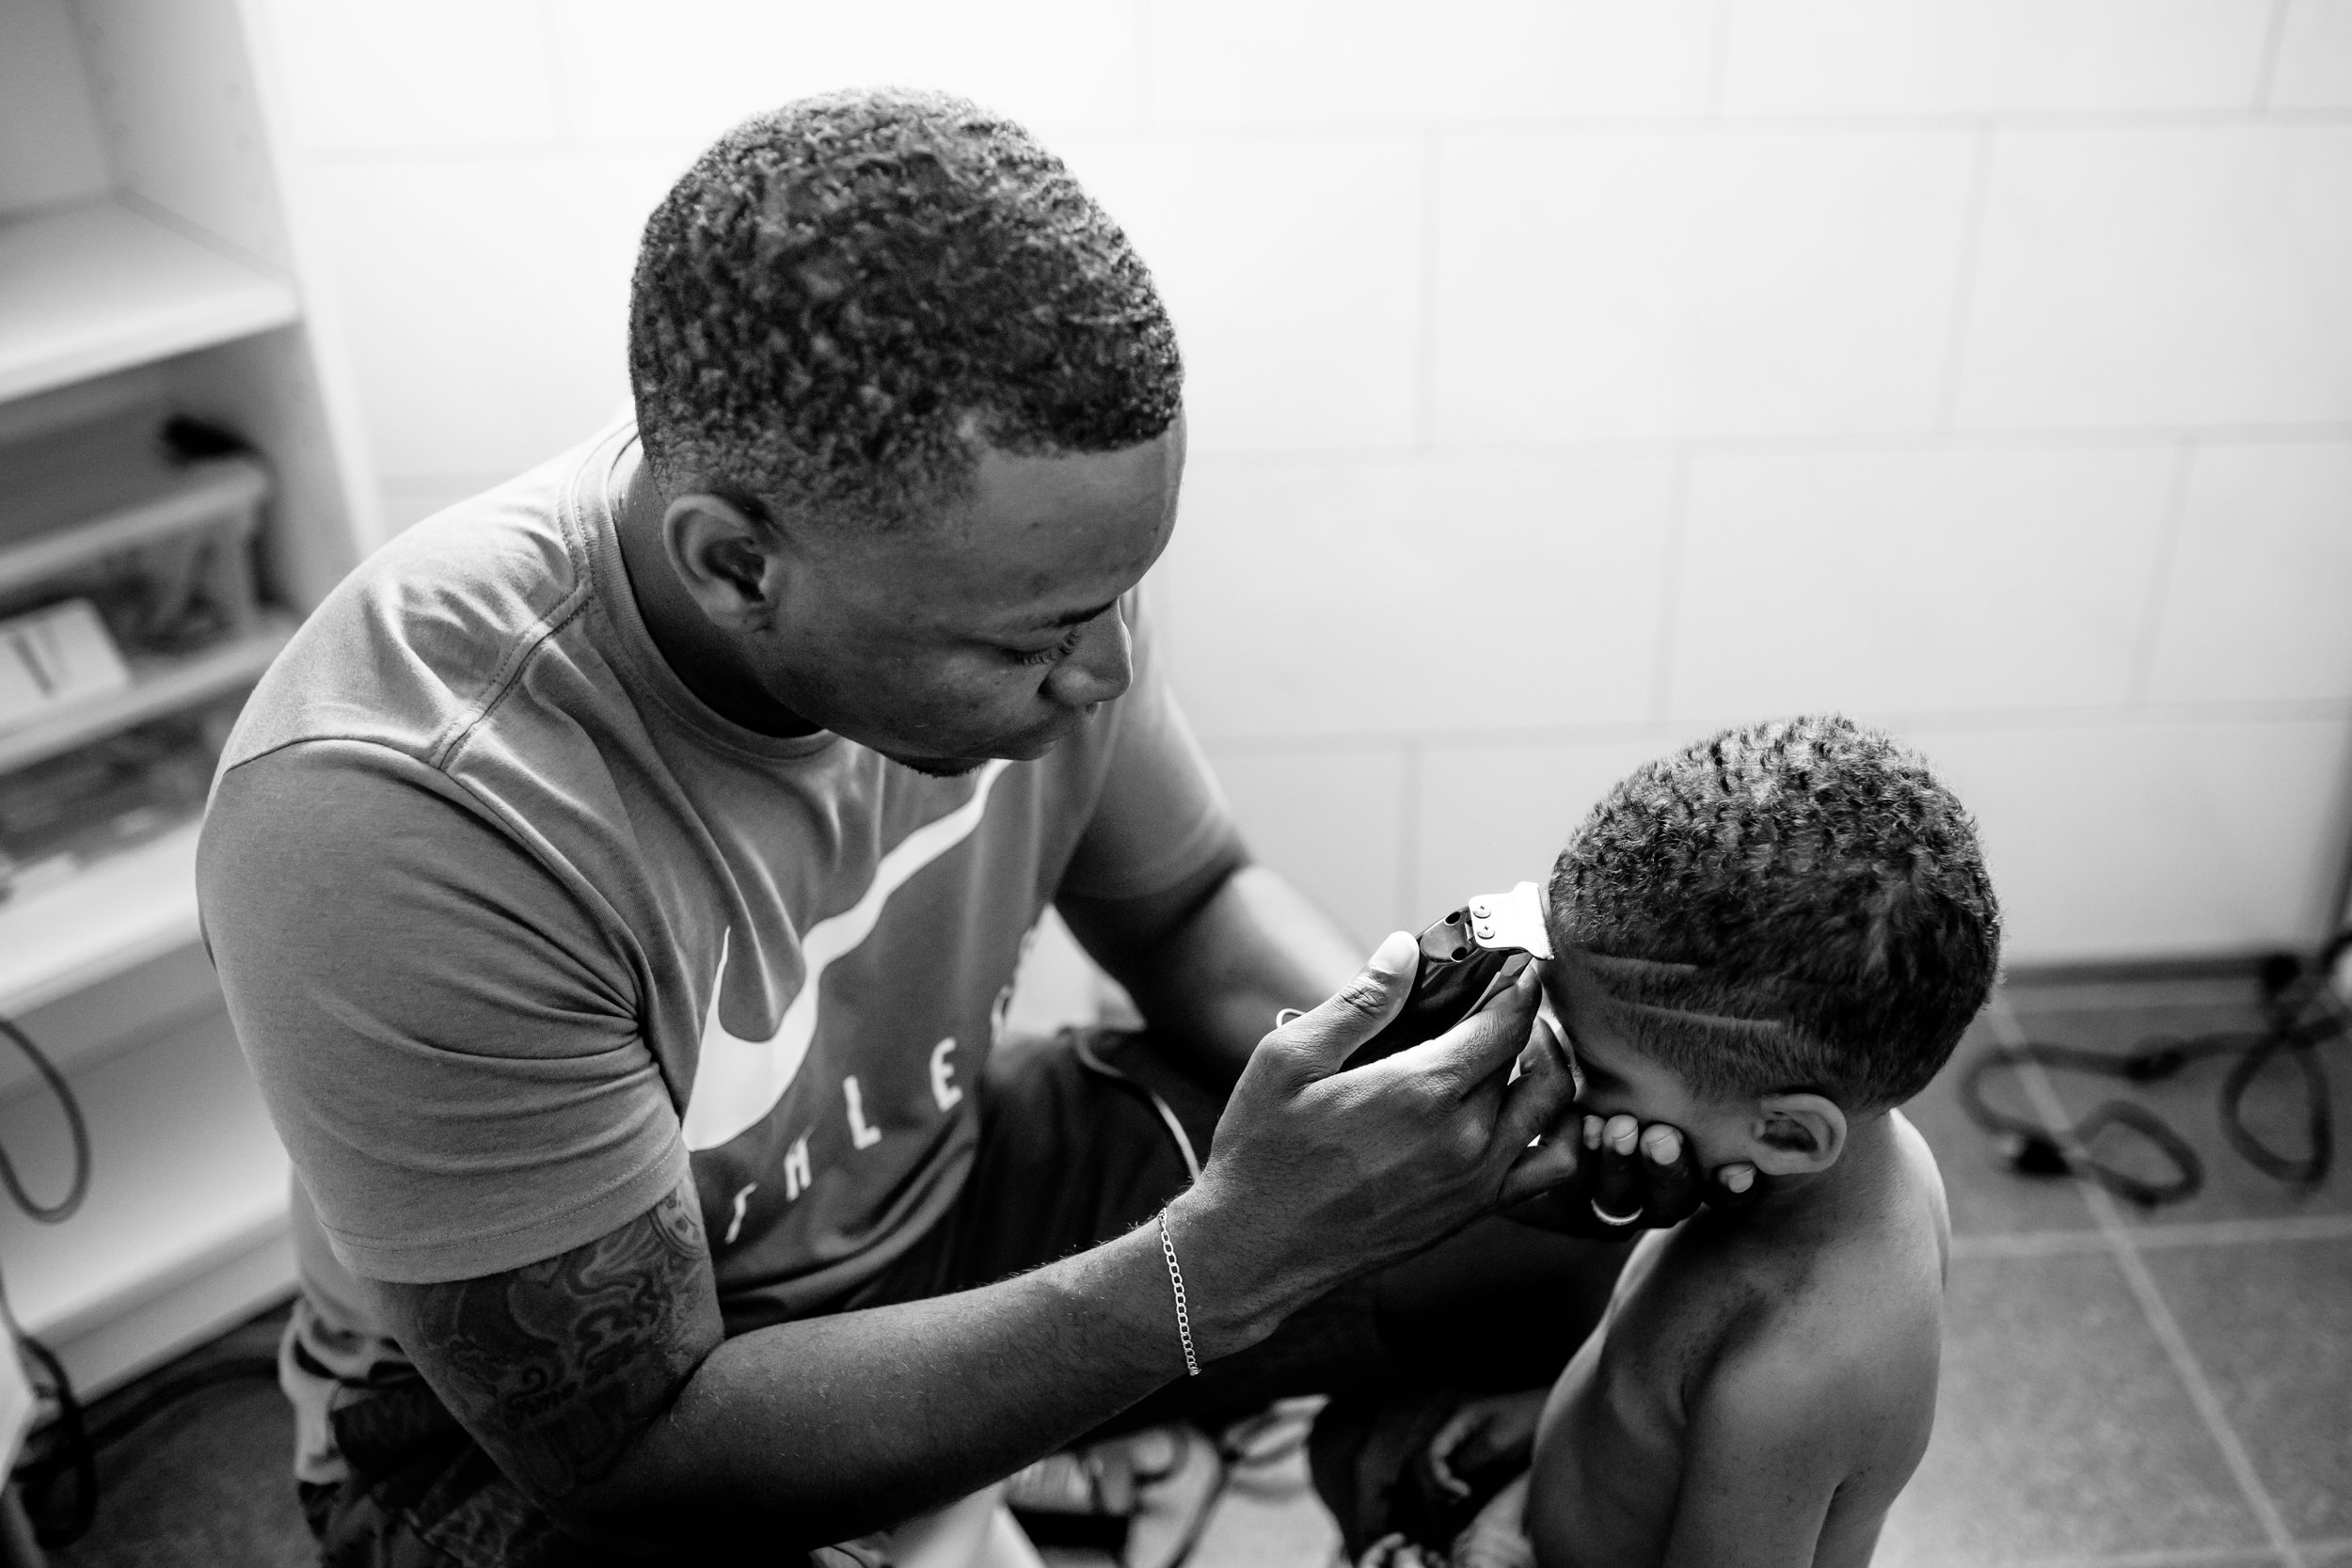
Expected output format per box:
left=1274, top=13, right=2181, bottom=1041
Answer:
left=381, top=1178, right=719, bottom=1502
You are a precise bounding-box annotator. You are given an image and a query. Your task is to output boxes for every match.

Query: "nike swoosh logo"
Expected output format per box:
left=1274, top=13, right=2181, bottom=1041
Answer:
left=681, top=759, right=1011, bottom=1152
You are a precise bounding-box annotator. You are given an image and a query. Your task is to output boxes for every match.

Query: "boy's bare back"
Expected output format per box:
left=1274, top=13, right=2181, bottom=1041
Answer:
left=1524, top=1111, right=1950, bottom=1568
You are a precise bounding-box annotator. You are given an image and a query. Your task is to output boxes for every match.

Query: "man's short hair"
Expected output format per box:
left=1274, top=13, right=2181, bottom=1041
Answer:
left=1548, top=716, right=2000, bottom=1110
left=627, top=88, right=1182, bottom=531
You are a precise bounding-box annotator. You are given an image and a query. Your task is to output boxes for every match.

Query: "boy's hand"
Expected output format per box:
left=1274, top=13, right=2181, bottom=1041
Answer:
left=1451, top=1473, right=1535, bottom=1568
left=1422, top=1390, right=1548, bottom=1501
left=1361, top=1534, right=1441, bottom=1568
left=1502, top=1114, right=1760, bottom=1239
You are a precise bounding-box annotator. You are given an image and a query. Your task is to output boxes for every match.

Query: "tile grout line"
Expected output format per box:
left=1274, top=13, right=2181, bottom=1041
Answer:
left=2009, top=976, right=2265, bottom=1009
left=1988, top=998, right=2307, bottom=1568
left=1704, top=0, right=1734, bottom=117
left=1649, top=449, right=1690, bottom=724
left=532, top=0, right=574, bottom=149
left=2128, top=438, right=2200, bottom=711
left=1190, top=693, right=2352, bottom=761
left=1168, top=422, right=2352, bottom=466
left=1413, top=131, right=1442, bottom=453
left=1133, top=0, right=1154, bottom=130
left=1395, top=736, right=1422, bottom=933
left=2021, top=1536, right=2352, bottom=1568
left=296, top=106, right=2352, bottom=166
left=2253, top=0, right=2292, bottom=111
left=1951, top=1211, right=2352, bottom=1261
left=1931, top=121, right=1996, bottom=433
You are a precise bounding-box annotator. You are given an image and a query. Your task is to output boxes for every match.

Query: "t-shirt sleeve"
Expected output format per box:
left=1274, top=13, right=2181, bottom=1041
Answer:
left=1057, top=594, right=1240, bottom=902
left=199, top=739, right=689, bottom=1285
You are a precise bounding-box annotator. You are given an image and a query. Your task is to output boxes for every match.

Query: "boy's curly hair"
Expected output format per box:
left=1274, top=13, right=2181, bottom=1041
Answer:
left=627, top=88, right=1183, bottom=531
left=1548, top=716, right=2000, bottom=1109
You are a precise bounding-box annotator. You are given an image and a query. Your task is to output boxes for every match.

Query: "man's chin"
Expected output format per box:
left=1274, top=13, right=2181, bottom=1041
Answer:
left=889, top=753, right=987, bottom=779
left=885, top=721, right=1079, bottom=777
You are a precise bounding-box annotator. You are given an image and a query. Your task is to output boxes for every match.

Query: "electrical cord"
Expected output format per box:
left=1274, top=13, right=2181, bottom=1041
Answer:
left=1, top=1011, right=98, bottom=1547
left=1960, top=935, right=2343, bottom=1209
left=0, top=1018, right=87, bottom=1225
left=0, top=1010, right=278, bottom=1548
left=0, top=1271, right=94, bottom=1547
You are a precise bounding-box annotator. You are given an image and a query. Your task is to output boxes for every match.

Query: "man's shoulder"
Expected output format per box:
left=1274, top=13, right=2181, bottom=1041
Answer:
left=222, top=437, right=611, bottom=777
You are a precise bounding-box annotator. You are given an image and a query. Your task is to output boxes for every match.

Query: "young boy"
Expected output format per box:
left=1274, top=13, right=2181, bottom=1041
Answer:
left=1380, top=714, right=1997, bottom=1568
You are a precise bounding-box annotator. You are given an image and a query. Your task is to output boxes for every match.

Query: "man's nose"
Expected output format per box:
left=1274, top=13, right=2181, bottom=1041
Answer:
left=1045, top=609, right=1132, bottom=710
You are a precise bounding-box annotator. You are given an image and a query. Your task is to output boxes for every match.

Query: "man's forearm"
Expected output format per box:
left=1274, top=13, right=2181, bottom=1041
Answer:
left=1101, top=863, right=1364, bottom=1085
left=377, top=938, right=1581, bottom=1560
left=598, top=1197, right=1262, bottom=1555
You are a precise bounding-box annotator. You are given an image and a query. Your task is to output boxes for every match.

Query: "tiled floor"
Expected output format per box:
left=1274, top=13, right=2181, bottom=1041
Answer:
left=29, top=974, right=2352, bottom=1568
left=1876, top=974, right=2352, bottom=1568
left=40, top=1306, right=310, bottom=1567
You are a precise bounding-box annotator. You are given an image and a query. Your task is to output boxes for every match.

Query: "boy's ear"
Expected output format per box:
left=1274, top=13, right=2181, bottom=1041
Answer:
left=663, top=491, right=790, bottom=631
left=1747, top=1092, right=1848, bottom=1176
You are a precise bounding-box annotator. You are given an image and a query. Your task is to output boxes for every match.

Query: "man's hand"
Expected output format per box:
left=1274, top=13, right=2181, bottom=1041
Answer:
left=1166, top=931, right=1582, bottom=1355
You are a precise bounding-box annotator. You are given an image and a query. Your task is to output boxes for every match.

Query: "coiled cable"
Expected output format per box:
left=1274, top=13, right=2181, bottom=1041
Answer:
left=1960, top=936, right=2342, bottom=1208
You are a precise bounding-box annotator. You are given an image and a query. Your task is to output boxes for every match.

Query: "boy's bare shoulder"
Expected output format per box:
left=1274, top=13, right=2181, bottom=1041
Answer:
left=1692, top=1111, right=1948, bottom=1464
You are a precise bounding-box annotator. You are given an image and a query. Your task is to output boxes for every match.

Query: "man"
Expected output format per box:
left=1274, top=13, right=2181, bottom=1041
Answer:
left=200, top=90, right=1731, bottom=1566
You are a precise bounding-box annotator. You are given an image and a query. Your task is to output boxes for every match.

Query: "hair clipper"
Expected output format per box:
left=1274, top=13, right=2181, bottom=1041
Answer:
left=1344, top=881, right=1555, bottom=1068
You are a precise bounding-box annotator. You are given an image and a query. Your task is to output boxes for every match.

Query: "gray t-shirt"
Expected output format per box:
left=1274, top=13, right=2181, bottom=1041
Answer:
left=199, top=425, right=1232, bottom=1480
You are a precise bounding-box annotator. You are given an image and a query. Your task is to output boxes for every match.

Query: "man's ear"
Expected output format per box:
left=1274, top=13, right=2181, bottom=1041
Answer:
left=1746, top=1092, right=1848, bottom=1176
left=661, top=492, right=787, bottom=631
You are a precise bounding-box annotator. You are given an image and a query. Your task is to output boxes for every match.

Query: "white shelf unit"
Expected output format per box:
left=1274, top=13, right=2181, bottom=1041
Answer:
left=0, top=0, right=378, bottom=1401
left=0, top=198, right=299, bottom=404
left=0, top=616, right=294, bottom=777
left=0, top=819, right=201, bottom=1021
left=0, top=406, right=273, bottom=583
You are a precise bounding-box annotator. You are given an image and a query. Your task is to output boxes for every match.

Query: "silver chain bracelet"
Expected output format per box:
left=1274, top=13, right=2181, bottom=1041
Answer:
left=1156, top=1208, right=1199, bottom=1377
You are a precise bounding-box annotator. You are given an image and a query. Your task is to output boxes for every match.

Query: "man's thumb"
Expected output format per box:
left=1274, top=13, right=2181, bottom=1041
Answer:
left=1274, top=930, right=1419, bottom=1071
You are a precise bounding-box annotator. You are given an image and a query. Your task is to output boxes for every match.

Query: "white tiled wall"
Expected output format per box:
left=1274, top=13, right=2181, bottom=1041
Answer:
left=258, top=0, right=2352, bottom=965
left=1435, top=129, right=1979, bottom=442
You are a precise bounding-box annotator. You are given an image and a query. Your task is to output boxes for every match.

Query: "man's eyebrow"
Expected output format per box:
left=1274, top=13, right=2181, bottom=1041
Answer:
left=1015, top=597, right=1120, bottom=633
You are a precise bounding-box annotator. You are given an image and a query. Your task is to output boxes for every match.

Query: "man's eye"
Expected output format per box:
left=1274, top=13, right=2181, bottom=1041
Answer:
left=1013, top=626, right=1085, bottom=667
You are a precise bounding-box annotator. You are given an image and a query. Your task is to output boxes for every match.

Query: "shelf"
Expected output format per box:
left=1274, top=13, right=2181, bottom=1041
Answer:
left=0, top=610, right=290, bottom=776
left=0, top=1006, right=293, bottom=1396
left=0, top=408, right=267, bottom=596
left=0, top=816, right=200, bottom=1018
left=0, top=198, right=299, bottom=405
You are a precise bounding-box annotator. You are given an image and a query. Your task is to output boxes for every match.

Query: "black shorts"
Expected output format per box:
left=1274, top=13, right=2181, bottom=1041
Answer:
left=298, top=1030, right=1624, bottom=1566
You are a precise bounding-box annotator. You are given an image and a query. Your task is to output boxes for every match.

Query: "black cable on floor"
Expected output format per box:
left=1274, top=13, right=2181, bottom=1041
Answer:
left=0, top=1011, right=102, bottom=1546
left=3, top=1301, right=95, bottom=1547
left=1960, top=933, right=2343, bottom=1209
left=1, top=1010, right=277, bottom=1549
left=0, top=1017, right=88, bottom=1225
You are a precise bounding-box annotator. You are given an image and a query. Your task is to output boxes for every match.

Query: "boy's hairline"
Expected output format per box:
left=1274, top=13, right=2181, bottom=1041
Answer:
left=1546, top=948, right=1911, bottom=1117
